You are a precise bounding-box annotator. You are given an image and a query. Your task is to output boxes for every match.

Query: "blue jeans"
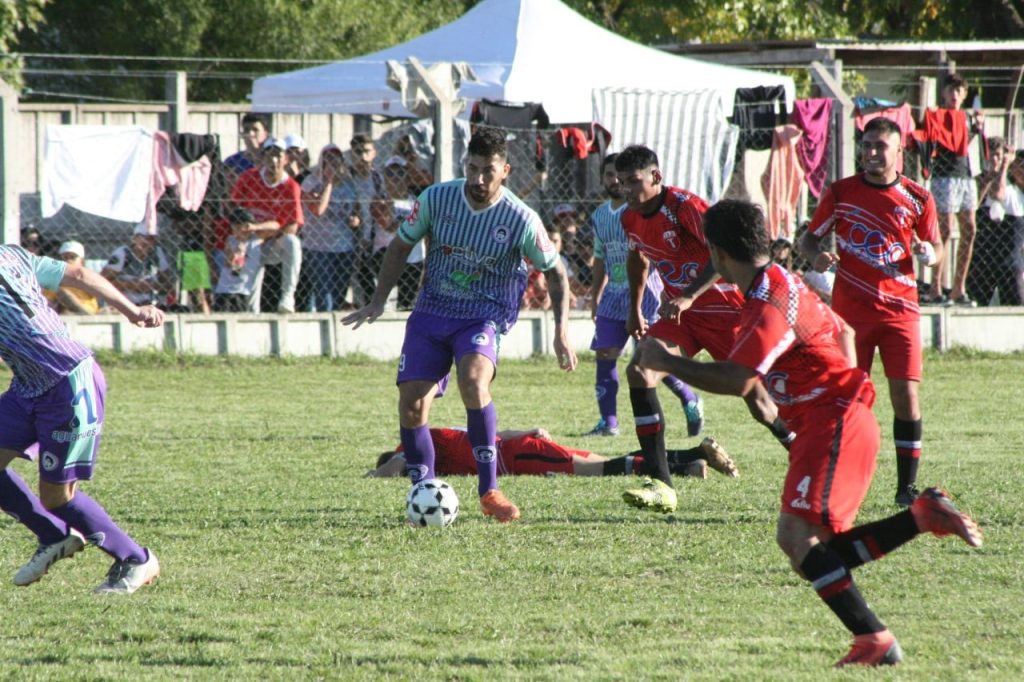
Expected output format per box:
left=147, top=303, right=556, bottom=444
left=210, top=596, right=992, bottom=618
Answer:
left=303, top=250, right=355, bottom=312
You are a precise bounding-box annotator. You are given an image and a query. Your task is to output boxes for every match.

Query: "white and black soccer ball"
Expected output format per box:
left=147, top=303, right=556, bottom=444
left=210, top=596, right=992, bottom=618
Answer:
left=406, top=479, right=460, bottom=528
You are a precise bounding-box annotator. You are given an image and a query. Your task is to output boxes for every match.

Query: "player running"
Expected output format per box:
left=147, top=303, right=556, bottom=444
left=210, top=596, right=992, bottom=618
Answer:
left=639, top=199, right=981, bottom=667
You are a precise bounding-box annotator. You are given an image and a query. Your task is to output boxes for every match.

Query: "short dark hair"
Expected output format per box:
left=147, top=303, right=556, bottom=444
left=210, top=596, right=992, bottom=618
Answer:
left=614, top=145, right=659, bottom=174
left=702, top=200, right=771, bottom=263
left=944, top=73, right=968, bottom=91
left=350, top=133, right=374, bottom=149
left=241, top=113, right=271, bottom=133
left=863, top=116, right=903, bottom=139
left=602, top=152, right=619, bottom=169
left=468, top=127, right=508, bottom=160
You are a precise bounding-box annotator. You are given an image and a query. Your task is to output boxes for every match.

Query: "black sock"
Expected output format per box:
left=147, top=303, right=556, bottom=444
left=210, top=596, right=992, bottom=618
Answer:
left=602, top=457, right=629, bottom=476
left=629, top=387, right=671, bottom=485
left=665, top=447, right=704, bottom=465
left=769, top=417, right=796, bottom=448
left=894, top=418, right=922, bottom=492
left=826, top=511, right=920, bottom=569
left=799, top=544, right=885, bottom=635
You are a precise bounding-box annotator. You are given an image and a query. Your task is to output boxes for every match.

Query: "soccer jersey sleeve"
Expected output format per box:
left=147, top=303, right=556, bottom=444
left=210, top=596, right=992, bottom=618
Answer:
left=397, top=189, right=431, bottom=245
left=520, top=216, right=559, bottom=272
left=31, top=254, right=67, bottom=291
left=728, top=301, right=796, bottom=376
left=808, top=184, right=838, bottom=237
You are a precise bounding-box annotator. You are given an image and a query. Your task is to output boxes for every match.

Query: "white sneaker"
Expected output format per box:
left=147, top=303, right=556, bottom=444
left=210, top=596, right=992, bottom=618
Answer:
left=94, top=549, right=160, bottom=595
left=13, top=529, right=87, bottom=586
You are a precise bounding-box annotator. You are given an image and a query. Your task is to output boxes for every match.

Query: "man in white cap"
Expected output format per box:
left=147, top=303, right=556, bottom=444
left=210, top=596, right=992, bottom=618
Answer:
left=284, top=133, right=311, bottom=185
left=45, top=241, right=101, bottom=314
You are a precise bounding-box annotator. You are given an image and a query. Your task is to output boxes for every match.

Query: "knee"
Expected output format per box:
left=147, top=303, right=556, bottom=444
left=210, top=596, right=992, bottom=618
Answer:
left=624, top=358, right=653, bottom=386
left=457, top=378, right=490, bottom=408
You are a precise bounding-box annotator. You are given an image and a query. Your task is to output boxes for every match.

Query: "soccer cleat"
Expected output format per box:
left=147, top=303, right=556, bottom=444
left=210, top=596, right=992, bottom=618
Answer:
left=835, top=631, right=903, bottom=667
left=94, top=549, right=160, bottom=595
left=480, top=490, right=520, bottom=523
left=13, top=529, right=87, bottom=587
left=700, top=437, right=739, bottom=478
left=681, top=459, right=707, bottom=479
left=623, top=477, right=678, bottom=513
left=894, top=484, right=920, bottom=508
left=683, top=396, right=705, bottom=437
left=582, top=418, right=620, bottom=437
left=910, top=487, right=983, bottom=547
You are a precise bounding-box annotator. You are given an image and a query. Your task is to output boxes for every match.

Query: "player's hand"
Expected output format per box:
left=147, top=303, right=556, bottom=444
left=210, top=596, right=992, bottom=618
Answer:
left=530, top=428, right=551, bottom=440
left=553, top=333, right=577, bottom=372
left=341, top=301, right=385, bottom=329
left=658, top=295, right=693, bottom=324
left=812, top=252, right=840, bottom=273
left=626, top=309, right=647, bottom=341
left=129, top=305, right=165, bottom=328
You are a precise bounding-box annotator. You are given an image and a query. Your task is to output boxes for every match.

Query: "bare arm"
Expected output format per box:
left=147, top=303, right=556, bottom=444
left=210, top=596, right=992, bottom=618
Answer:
left=639, top=343, right=761, bottom=398
left=589, top=257, right=607, bottom=320
left=659, top=262, right=720, bottom=322
left=541, top=259, right=578, bottom=371
left=626, top=248, right=649, bottom=339
left=799, top=229, right=839, bottom=273
left=61, top=263, right=164, bottom=327
left=497, top=428, right=551, bottom=440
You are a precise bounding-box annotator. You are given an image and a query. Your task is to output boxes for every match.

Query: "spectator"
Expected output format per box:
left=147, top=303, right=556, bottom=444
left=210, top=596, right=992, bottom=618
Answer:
left=552, top=203, right=593, bottom=296
left=224, top=113, right=271, bottom=187
left=382, top=155, right=425, bottom=311
left=284, top=133, right=311, bottom=185
left=770, top=237, right=793, bottom=268
left=213, top=208, right=263, bottom=312
left=346, top=134, right=387, bottom=306
left=20, top=227, right=45, bottom=256
left=923, top=74, right=984, bottom=306
left=393, top=134, right=434, bottom=194
left=45, top=241, right=103, bottom=314
left=229, top=137, right=304, bottom=313
left=301, top=144, right=360, bottom=312
left=101, top=225, right=176, bottom=307
left=968, top=137, right=1022, bottom=305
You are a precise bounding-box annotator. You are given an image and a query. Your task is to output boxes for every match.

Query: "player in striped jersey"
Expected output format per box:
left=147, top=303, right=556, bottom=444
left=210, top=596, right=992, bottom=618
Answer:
left=639, top=199, right=980, bottom=667
left=0, top=244, right=163, bottom=593
left=343, top=127, right=577, bottom=523
left=801, top=117, right=943, bottom=506
left=586, top=153, right=704, bottom=438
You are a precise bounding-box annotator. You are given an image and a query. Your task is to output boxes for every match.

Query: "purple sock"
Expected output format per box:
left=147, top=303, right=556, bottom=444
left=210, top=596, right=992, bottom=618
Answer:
left=49, top=492, right=146, bottom=563
left=0, top=469, right=68, bottom=545
left=662, top=375, right=697, bottom=404
left=595, top=359, right=619, bottom=428
left=399, top=425, right=436, bottom=483
left=467, top=402, right=498, bottom=497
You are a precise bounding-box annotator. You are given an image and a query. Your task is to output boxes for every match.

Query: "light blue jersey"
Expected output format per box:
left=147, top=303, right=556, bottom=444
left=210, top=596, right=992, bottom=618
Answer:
left=591, top=200, right=663, bottom=322
left=398, top=180, right=557, bottom=332
left=0, top=245, right=92, bottom=397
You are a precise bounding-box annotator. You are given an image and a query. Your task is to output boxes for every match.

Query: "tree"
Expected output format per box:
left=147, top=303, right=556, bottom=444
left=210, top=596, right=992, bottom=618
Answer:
left=0, top=0, right=49, bottom=89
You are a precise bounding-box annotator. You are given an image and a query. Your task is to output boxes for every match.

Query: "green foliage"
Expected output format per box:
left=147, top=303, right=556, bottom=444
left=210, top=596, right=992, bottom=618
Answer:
left=0, top=354, right=1021, bottom=677
left=0, top=0, right=48, bottom=88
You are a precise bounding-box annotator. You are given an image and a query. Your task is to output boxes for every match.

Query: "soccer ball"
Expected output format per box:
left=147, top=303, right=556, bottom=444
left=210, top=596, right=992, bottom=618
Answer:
left=406, top=479, right=460, bottom=528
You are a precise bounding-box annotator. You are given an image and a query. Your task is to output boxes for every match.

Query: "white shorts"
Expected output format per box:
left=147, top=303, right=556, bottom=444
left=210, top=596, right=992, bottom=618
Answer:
left=931, top=176, right=977, bottom=214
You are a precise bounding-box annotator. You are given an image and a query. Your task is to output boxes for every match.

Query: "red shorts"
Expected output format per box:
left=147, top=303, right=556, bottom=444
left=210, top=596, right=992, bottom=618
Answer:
left=647, top=310, right=740, bottom=360
left=780, top=388, right=880, bottom=533
left=499, top=436, right=590, bottom=476
left=849, top=317, right=922, bottom=382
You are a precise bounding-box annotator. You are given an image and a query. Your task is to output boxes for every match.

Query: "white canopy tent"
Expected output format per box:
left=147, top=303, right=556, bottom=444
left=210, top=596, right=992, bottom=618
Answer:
left=250, top=0, right=795, bottom=123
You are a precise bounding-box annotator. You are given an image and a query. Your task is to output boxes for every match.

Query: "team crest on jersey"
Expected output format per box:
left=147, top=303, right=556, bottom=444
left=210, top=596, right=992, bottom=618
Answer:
left=492, top=224, right=510, bottom=243
left=765, top=371, right=791, bottom=404
left=405, top=201, right=420, bottom=224
left=41, top=450, right=59, bottom=472
left=472, top=332, right=489, bottom=346
left=892, top=206, right=912, bottom=226
left=441, top=214, right=456, bottom=227
left=662, top=230, right=680, bottom=250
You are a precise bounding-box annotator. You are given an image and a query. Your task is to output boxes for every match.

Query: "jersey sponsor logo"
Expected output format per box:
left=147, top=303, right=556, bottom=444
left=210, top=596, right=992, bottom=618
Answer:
left=847, top=222, right=907, bottom=267
left=662, top=229, right=680, bottom=250
left=492, top=224, right=510, bottom=243
left=440, top=244, right=499, bottom=268
left=50, top=424, right=102, bottom=443
left=790, top=496, right=812, bottom=510
left=473, top=446, right=497, bottom=463
left=653, top=260, right=699, bottom=288
left=449, top=270, right=482, bottom=290
left=41, top=450, right=60, bottom=472
left=406, top=200, right=420, bottom=224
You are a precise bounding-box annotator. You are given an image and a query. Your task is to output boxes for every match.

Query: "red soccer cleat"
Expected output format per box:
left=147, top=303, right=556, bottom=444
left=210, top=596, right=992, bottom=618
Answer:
left=835, top=630, right=903, bottom=668
left=911, top=487, right=983, bottom=547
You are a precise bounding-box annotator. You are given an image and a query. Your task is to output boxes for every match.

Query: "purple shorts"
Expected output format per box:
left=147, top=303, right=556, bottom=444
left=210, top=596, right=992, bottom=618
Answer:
left=397, top=312, right=500, bottom=393
left=0, top=357, right=106, bottom=484
left=590, top=315, right=630, bottom=352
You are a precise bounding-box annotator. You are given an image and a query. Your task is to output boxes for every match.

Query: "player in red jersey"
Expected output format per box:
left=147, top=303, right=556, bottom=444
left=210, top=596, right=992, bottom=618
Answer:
left=800, top=117, right=944, bottom=507
left=366, top=427, right=738, bottom=480
left=614, top=145, right=791, bottom=513
left=638, top=199, right=981, bottom=667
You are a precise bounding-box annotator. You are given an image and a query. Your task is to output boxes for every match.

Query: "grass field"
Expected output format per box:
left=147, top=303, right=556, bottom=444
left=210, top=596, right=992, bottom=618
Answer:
left=0, top=350, right=1022, bottom=680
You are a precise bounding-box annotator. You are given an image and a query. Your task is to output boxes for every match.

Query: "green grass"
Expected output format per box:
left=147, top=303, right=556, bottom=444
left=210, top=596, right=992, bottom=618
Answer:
left=1, top=351, right=1022, bottom=680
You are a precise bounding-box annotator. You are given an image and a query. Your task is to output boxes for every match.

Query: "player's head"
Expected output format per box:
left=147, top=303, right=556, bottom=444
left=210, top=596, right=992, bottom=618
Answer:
left=860, top=117, right=903, bottom=183
left=601, top=153, right=623, bottom=199
left=376, top=451, right=400, bottom=468
left=614, top=145, right=662, bottom=210
left=941, top=73, right=968, bottom=108
left=465, top=127, right=511, bottom=208
left=702, top=200, right=770, bottom=281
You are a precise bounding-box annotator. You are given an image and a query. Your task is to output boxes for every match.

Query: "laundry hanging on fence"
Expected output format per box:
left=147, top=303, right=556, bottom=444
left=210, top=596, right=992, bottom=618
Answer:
left=792, top=98, right=832, bottom=199
left=761, top=124, right=805, bottom=240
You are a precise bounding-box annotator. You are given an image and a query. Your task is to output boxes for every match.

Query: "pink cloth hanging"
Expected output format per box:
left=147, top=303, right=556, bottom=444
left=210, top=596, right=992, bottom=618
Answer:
left=761, top=125, right=805, bottom=241
left=142, top=131, right=213, bottom=231
left=792, top=98, right=832, bottom=199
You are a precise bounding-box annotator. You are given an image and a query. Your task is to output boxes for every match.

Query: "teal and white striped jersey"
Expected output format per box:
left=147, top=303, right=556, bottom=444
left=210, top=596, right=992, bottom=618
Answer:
left=398, top=180, right=557, bottom=332
left=591, top=200, right=662, bottom=322
left=0, top=245, right=92, bottom=397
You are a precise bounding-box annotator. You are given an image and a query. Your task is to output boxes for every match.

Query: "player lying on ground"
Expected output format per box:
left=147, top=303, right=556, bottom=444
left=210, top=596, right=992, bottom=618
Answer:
left=635, top=199, right=982, bottom=668
left=366, top=427, right=738, bottom=479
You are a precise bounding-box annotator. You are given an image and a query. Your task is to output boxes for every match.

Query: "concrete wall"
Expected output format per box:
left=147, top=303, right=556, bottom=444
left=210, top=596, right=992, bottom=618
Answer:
left=60, top=308, right=1024, bottom=358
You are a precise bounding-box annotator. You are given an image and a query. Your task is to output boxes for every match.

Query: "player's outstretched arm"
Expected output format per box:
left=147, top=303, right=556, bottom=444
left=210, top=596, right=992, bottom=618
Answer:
left=341, top=237, right=415, bottom=329
left=60, top=262, right=164, bottom=327
left=659, top=263, right=719, bottom=322
left=542, top=260, right=578, bottom=371
left=799, top=230, right=839, bottom=272
left=638, top=341, right=759, bottom=398
left=625, top=249, right=649, bottom=339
